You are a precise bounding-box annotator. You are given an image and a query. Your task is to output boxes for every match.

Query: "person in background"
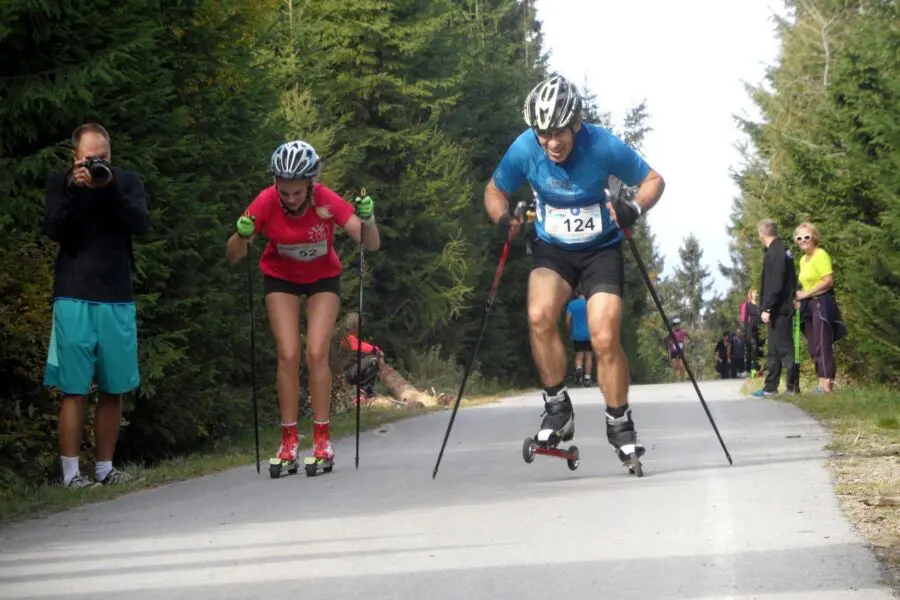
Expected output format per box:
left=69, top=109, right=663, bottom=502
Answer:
left=565, top=287, right=593, bottom=386
left=731, top=327, right=745, bottom=378
left=714, top=332, right=732, bottom=379
left=751, top=219, right=798, bottom=398
left=42, top=122, right=149, bottom=489
left=741, top=288, right=762, bottom=377
left=668, top=317, right=690, bottom=382
left=339, top=311, right=384, bottom=403
left=793, top=221, right=845, bottom=393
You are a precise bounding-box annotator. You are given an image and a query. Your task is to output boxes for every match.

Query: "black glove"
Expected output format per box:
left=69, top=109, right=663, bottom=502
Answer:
left=611, top=196, right=642, bottom=230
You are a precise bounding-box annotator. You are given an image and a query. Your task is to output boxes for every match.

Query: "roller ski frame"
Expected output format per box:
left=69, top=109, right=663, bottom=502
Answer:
left=304, top=455, right=334, bottom=477
left=522, top=437, right=580, bottom=471
left=268, top=455, right=299, bottom=479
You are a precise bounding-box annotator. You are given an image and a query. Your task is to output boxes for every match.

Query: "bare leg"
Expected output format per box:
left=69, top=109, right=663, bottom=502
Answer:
left=527, top=267, right=575, bottom=445
left=587, top=292, right=628, bottom=409
left=59, top=395, right=87, bottom=458
left=265, top=292, right=303, bottom=462
left=574, top=351, right=584, bottom=371
left=305, top=291, right=340, bottom=423
left=94, top=393, right=122, bottom=462
left=588, top=291, right=644, bottom=460
left=526, top=267, right=571, bottom=387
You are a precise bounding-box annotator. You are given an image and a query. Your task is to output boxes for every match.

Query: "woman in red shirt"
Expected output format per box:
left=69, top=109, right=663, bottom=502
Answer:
left=225, top=140, right=381, bottom=473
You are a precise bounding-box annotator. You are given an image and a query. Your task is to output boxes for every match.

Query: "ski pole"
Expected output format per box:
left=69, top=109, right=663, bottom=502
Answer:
left=432, top=201, right=527, bottom=480
left=608, top=189, right=733, bottom=466
left=791, top=307, right=801, bottom=394
left=354, top=188, right=368, bottom=471
left=246, top=241, right=261, bottom=475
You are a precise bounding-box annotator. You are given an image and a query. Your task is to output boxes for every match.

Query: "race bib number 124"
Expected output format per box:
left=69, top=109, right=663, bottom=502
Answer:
left=543, top=205, right=604, bottom=243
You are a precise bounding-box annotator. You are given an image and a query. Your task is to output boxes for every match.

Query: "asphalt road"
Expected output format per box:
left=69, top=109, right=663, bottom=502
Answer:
left=0, top=380, right=895, bottom=599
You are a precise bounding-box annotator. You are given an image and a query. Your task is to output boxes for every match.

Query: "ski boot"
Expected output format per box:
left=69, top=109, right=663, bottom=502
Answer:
left=304, top=421, right=335, bottom=477
left=269, top=426, right=300, bottom=479
left=606, top=405, right=645, bottom=477
left=522, top=390, right=580, bottom=471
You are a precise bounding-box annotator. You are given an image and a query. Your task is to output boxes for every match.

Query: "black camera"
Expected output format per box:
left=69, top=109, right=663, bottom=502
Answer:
left=80, top=156, right=113, bottom=185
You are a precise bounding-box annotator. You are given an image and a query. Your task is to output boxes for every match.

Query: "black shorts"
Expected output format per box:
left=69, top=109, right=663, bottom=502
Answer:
left=263, top=274, right=341, bottom=298
left=573, top=340, right=592, bottom=353
left=531, top=238, right=624, bottom=298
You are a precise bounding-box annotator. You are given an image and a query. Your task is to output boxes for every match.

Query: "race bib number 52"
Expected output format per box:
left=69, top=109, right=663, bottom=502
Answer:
left=543, top=205, right=603, bottom=244
left=276, top=239, right=328, bottom=262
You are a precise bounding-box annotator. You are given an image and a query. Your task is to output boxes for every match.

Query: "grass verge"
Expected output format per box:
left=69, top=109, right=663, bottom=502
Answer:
left=743, top=379, right=900, bottom=587
left=0, top=391, right=525, bottom=525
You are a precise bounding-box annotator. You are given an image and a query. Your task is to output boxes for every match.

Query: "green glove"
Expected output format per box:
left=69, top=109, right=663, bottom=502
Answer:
left=236, top=213, right=255, bottom=238
left=353, top=188, right=375, bottom=221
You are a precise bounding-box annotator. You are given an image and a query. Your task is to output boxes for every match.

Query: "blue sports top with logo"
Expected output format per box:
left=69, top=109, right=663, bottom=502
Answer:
left=491, top=122, right=651, bottom=251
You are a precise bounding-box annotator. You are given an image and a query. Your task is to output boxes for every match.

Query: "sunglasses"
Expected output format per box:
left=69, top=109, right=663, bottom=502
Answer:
left=794, top=234, right=812, bottom=242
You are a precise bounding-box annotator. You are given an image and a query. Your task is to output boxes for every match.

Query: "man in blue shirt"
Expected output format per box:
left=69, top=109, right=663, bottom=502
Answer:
left=565, top=288, right=592, bottom=386
left=484, top=75, right=666, bottom=468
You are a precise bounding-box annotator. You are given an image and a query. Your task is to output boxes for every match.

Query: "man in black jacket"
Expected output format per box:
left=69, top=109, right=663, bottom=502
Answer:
left=42, top=123, right=149, bottom=489
left=751, top=219, right=797, bottom=398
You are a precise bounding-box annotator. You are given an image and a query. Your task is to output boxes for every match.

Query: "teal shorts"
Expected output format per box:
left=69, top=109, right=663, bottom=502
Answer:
left=43, top=298, right=140, bottom=396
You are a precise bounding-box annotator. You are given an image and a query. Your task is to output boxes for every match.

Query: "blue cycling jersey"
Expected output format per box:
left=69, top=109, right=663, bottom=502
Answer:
left=491, top=123, right=652, bottom=250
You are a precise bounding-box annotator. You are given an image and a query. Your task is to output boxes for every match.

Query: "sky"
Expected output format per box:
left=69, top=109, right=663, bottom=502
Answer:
left=533, top=0, right=784, bottom=296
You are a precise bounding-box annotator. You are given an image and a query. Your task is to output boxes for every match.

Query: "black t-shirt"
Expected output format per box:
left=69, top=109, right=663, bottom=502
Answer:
left=43, top=167, right=149, bottom=303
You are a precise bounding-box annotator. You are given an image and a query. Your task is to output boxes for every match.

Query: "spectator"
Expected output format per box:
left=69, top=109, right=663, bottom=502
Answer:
left=339, top=312, right=384, bottom=403
left=793, top=221, right=846, bottom=393
left=714, top=332, right=732, bottom=379
left=741, top=288, right=762, bottom=376
left=42, top=123, right=149, bottom=489
left=565, top=287, right=593, bottom=386
left=668, top=317, right=691, bottom=382
left=731, top=327, right=745, bottom=378
left=751, top=219, right=798, bottom=398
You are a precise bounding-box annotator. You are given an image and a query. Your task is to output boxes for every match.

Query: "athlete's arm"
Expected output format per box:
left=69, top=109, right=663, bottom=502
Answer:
left=342, top=214, right=381, bottom=251
left=226, top=191, right=268, bottom=263
left=225, top=231, right=257, bottom=263
left=631, top=169, right=666, bottom=215
left=322, top=186, right=381, bottom=251
left=606, top=133, right=666, bottom=215
left=484, top=178, right=511, bottom=224
left=485, top=136, right=528, bottom=227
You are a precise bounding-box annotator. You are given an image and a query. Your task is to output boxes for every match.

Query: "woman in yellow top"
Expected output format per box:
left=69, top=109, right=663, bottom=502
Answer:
left=793, top=222, right=839, bottom=393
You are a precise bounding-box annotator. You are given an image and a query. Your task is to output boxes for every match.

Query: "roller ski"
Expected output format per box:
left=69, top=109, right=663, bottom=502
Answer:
left=304, top=421, right=335, bottom=477
left=268, top=426, right=300, bottom=479
left=522, top=390, right=580, bottom=471
left=606, top=405, right=645, bottom=477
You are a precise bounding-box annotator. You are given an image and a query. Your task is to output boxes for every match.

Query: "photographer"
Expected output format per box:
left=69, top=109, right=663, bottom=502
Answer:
left=42, top=123, right=149, bottom=489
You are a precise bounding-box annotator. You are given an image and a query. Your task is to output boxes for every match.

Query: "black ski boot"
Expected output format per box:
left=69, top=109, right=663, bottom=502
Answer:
left=606, top=404, right=646, bottom=477
left=534, top=391, right=575, bottom=448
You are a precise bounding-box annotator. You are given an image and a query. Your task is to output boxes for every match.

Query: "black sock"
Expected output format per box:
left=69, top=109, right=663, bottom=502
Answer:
left=545, top=381, right=566, bottom=397
left=606, top=403, right=628, bottom=419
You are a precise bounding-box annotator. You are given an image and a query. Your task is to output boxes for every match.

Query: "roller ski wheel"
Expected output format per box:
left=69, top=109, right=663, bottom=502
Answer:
left=522, top=437, right=536, bottom=464
left=268, top=456, right=299, bottom=479
left=614, top=449, right=644, bottom=477
left=566, top=445, right=580, bottom=471
left=303, top=456, right=334, bottom=477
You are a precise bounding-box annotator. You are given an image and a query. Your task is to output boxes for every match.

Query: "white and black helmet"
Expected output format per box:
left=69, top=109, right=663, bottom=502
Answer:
left=522, top=75, right=583, bottom=131
left=268, top=140, right=321, bottom=179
